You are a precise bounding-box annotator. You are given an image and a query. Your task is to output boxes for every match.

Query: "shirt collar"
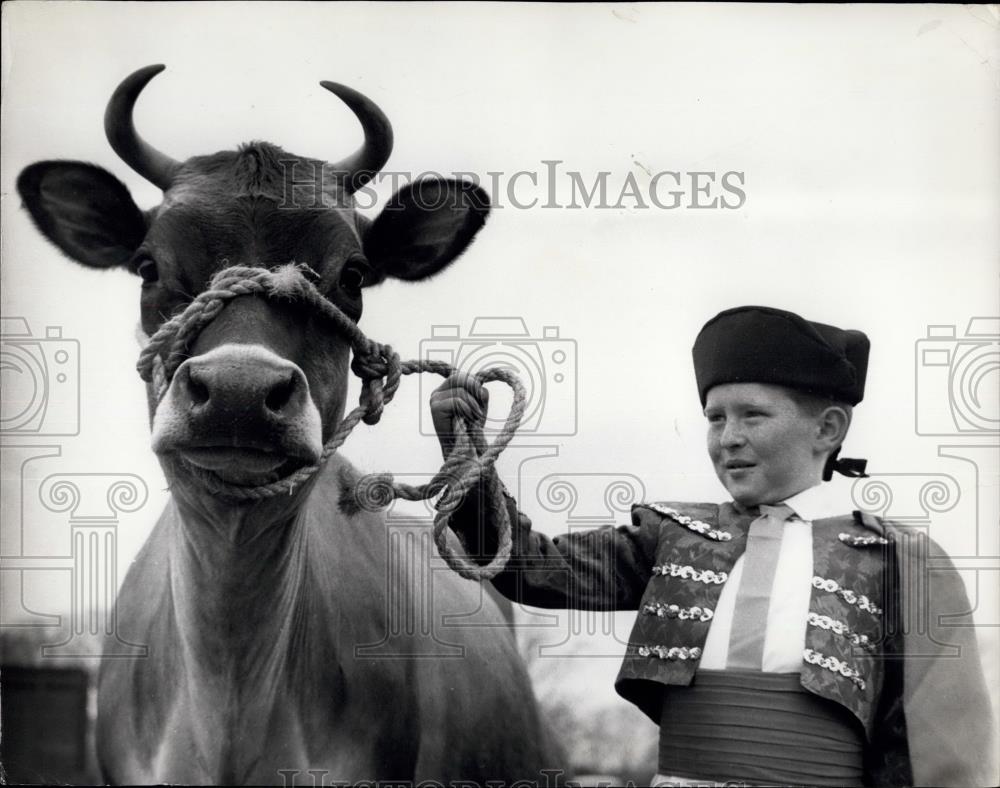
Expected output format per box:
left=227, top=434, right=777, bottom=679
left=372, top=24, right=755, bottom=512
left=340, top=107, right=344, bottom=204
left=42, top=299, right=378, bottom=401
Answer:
left=781, top=478, right=856, bottom=523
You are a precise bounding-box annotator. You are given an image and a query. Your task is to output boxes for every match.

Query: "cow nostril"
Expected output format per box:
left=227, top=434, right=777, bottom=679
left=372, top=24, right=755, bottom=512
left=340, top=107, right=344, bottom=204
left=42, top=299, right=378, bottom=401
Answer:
left=186, top=373, right=210, bottom=406
left=265, top=375, right=297, bottom=413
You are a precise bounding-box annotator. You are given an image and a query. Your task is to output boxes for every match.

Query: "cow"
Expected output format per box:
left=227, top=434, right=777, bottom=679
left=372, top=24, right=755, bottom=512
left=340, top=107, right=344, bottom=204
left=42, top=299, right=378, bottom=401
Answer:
left=16, top=65, right=559, bottom=786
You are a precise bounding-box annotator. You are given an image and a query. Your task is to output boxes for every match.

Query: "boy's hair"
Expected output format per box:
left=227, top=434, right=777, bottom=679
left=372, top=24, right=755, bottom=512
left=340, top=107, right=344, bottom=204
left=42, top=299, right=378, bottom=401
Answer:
left=787, top=388, right=853, bottom=420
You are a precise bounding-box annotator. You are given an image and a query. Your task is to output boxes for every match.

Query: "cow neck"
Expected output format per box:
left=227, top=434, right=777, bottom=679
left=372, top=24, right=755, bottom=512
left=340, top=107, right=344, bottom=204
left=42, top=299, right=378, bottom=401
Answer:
left=167, top=481, right=314, bottom=688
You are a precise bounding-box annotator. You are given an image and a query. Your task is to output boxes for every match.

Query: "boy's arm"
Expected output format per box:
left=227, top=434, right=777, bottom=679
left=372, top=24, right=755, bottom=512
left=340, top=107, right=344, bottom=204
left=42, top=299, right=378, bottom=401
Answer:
left=894, top=532, right=998, bottom=787
left=446, top=472, right=660, bottom=611
left=432, top=373, right=660, bottom=611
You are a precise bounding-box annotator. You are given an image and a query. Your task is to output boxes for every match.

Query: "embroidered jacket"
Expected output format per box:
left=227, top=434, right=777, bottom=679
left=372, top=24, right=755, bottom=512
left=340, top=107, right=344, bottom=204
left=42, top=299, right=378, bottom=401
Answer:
left=453, top=493, right=997, bottom=787
left=616, top=502, right=882, bottom=732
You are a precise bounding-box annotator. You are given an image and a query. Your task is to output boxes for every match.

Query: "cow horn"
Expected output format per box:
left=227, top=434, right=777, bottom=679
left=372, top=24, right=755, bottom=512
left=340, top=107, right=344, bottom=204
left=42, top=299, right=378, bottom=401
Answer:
left=105, top=64, right=180, bottom=190
left=320, top=82, right=393, bottom=193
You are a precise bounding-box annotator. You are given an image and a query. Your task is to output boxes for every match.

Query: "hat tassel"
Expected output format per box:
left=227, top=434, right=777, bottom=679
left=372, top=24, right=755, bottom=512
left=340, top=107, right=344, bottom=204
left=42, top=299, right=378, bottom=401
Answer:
left=823, top=447, right=869, bottom=481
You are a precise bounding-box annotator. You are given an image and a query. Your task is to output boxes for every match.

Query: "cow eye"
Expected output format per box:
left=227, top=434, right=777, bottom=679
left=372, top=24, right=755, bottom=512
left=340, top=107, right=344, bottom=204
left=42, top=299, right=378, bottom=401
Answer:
left=339, top=260, right=367, bottom=295
left=135, top=256, right=159, bottom=284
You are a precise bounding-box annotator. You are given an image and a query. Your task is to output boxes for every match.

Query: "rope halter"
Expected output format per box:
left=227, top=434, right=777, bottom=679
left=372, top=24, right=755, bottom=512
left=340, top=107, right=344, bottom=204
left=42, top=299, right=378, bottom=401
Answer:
left=137, top=263, right=523, bottom=580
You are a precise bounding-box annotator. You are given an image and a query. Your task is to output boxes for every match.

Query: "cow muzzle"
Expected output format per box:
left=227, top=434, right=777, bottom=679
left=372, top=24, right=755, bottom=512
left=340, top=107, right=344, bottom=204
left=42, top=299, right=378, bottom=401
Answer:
left=151, top=344, right=323, bottom=485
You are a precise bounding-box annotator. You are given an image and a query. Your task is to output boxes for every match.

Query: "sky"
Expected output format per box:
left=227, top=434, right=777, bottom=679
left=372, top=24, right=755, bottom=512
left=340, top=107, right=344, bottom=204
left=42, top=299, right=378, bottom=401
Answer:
left=2, top=0, right=998, bottom=757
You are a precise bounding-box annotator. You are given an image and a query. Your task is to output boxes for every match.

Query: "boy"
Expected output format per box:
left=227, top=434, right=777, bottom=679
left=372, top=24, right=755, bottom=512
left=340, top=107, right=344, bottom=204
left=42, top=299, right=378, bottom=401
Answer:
left=431, top=305, right=996, bottom=787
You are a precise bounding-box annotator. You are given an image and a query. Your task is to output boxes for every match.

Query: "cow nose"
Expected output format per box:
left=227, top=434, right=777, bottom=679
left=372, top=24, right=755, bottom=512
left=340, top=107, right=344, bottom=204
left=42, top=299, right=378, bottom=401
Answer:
left=173, top=347, right=311, bottom=424
left=151, top=344, right=324, bottom=463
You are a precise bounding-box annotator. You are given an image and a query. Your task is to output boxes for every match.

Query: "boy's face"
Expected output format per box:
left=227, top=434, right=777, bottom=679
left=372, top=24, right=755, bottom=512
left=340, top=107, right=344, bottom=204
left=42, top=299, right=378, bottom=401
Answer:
left=705, top=383, right=826, bottom=507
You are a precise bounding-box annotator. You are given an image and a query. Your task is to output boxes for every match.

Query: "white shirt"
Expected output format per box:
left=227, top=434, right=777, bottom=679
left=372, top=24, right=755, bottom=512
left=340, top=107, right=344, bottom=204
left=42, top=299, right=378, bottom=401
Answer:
left=698, top=482, right=853, bottom=672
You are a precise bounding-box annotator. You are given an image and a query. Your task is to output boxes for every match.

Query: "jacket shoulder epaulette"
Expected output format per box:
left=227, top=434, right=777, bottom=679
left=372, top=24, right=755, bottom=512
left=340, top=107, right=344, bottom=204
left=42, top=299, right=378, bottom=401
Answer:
left=633, top=500, right=719, bottom=520
left=634, top=501, right=732, bottom=542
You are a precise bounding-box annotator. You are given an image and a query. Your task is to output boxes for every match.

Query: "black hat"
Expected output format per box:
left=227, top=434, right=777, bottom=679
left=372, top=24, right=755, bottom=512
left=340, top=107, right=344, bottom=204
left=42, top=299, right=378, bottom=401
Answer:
left=692, top=306, right=870, bottom=406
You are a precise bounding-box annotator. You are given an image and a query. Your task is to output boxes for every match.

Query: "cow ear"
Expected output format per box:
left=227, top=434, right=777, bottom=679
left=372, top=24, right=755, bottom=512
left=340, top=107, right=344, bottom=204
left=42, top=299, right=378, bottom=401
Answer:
left=364, top=179, right=490, bottom=282
left=17, top=161, right=147, bottom=270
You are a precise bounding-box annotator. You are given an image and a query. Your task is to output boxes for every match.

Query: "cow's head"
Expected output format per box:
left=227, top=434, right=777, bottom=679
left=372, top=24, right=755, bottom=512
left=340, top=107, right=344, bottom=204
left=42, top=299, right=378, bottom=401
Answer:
left=17, top=65, right=489, bottom=493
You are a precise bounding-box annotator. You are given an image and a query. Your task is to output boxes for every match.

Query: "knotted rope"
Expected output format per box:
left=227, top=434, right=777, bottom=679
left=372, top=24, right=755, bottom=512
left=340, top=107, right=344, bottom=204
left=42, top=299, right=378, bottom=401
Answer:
left=137, top=264, right=522, bottom=580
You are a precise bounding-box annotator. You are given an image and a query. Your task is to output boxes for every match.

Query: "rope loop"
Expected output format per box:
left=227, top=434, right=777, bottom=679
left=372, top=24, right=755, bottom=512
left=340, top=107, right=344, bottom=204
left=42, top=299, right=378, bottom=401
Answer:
left=137, top=263, right=521, bottom=580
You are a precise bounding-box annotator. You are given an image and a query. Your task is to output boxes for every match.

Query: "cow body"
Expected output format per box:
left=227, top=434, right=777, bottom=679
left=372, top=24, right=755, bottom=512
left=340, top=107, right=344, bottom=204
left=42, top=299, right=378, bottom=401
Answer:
left=17, top=65, right=560, bottom=785
left=100, top=455, right=549, bottom=784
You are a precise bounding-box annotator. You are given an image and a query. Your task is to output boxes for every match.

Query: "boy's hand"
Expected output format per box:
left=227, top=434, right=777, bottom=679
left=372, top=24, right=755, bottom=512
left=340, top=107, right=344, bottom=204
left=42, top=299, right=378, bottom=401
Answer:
left=430, top=372, right=490, bottom=458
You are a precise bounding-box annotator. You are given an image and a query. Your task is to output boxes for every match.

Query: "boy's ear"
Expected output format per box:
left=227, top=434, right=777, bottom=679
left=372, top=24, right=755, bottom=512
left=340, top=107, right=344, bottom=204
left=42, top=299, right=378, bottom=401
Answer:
left=17, top=161, right=147, bottom=269
left=816, top=405, right=851, bottom=453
